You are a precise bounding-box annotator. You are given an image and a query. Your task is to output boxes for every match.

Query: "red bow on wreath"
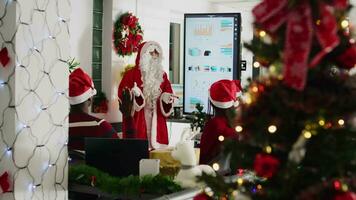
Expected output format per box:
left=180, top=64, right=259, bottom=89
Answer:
left=253, top=0, right=347, bottom=90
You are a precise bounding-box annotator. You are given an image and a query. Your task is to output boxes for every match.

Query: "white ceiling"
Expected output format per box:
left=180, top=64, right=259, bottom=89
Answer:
left=207, top=0, right=260, bottom=9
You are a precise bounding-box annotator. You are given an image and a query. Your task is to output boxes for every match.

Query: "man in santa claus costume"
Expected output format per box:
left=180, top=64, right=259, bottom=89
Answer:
left=118, top=41, right=176, bottom=149
left=69, top=68, right=117, bottom=150
left=199, top=79, right=242, bottom=165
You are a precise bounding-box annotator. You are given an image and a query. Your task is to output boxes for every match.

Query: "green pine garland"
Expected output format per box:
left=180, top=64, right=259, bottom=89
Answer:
left=69, top=164, right=182, bottom=196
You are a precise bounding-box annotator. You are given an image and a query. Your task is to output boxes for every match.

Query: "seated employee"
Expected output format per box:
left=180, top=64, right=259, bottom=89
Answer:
left=199, top=79, right=242, bottom=165
left=69, top=68, right=117, bottom=150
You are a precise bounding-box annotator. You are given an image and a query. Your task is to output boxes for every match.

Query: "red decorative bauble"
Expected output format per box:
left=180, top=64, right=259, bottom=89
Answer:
left=334, top=192, right=356, bottom=200
left=336, top=45, right=356, bottom=69
left=253, top=153, right=280, bottom=179
left=0, top=172, right=10, bottom=193
left=193, top=193, right=212, bottom=200
left=0, top=47, right=10, bottom=67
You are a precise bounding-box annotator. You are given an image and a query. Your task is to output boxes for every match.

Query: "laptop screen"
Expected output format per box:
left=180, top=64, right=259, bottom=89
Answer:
left=85, top=138, right=149, bottom=177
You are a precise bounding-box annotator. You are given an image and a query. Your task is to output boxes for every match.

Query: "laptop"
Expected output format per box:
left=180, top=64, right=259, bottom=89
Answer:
left=85, top=138, right=149, bottom=177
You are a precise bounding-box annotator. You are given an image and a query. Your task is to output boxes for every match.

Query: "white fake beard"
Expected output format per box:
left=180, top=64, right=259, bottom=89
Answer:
left=141, top=56, right=164, bottom=109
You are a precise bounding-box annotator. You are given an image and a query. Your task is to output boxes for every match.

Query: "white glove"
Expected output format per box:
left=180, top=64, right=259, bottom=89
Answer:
left=131, top=82, right=142, bottom=97
left=161, top=92, right=174, bottom=104
left=180, top=127, right=201, bottom=141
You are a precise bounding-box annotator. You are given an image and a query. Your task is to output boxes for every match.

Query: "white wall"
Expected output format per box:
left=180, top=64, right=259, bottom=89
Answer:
left=351, top=0, right=356, bottom=24
left=107, top=0, right=214, bottom=122
left=69, top=0, right=93, bottom=75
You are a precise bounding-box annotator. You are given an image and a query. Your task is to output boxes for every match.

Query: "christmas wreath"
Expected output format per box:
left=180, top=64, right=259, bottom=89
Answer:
left=113, top=12, right=143, bottom=57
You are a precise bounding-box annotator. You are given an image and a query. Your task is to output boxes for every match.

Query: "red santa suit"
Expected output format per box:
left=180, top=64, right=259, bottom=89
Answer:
left=118, top=41, right=174, bottom=149
left=199, top=80, right=241, bottom=164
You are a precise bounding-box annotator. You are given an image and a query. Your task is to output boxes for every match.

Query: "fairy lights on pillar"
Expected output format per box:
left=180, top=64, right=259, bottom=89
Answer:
left=0, top=0, right=70, bottom=199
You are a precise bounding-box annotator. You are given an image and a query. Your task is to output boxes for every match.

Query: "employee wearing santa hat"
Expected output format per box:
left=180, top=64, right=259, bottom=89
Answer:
left=199, top=79, right=242, bottom=165
left=69, top=68, right=117, bottom=150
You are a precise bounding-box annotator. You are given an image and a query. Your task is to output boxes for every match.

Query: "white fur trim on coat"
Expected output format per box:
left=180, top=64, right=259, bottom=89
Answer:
left=131, top=87, right=145, bottom=112
left=160, top=92, right=174, bottom=117
left=150, top=107, right=168, bottom=149
left=140, top=41, right=163, bottom=62
left=69, top=88, right=97, bottom=105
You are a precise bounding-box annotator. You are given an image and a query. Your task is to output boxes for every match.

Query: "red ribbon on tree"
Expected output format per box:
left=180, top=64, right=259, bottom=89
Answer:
left=334, top=192, right=356, bottom=200
left=253, top=0, right=342, bottom=90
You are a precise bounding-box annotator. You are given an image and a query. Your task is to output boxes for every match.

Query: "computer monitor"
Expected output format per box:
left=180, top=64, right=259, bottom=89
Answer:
left=85, top=138, right=149, bottom=177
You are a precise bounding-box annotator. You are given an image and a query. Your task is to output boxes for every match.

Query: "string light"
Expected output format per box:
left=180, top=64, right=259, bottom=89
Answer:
left=253, top=61, right=260, bottom=68
left=338, top=119, right=345, bottom=126
left=316, top=19, right=321, bottom=25
left=218, top=135, right=225, bottom=142
left=6, top=147, right=12, bottom=156
left=237, top=178, right=244, bottom=185
left=0, top=2, right=69, bottom=198
left=257, top=184, right=263, bottom=190
left=212, top=163, right=220, bottom=171
left=318, top=119, right=325, bottom=126
left=58, top=17, right=66, bottom=22
left=206, top=191, right=214, bottom=197
left=268, top=125, right=277, bottom=133
left=303, top=130, right=312, bottom=139
left=265, top=145, right=272, bottom=154
left=342, top=184, right=349, bottom=192
left=252, top=187, right=257, bottom=193
left=232, top=190, right=238, bottom=196
left=259, top=30, right=266, bottom=37
left=235, top=125, right=243, bottom=133
left=350, top=38, right=355, bottom=44
left=334, top=180, right=341, bottom=190
left=341, top=19, right=349, bottom=29
left=245, top=93, right=252, bottom=105
left=269, top=65, right=276, bottom=73
left=252, top=86, right=258, bottom=93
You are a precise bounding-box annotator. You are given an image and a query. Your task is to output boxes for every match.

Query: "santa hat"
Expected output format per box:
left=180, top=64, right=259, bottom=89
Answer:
left=0, top=172, right=10, bottom=193
left=69, top=68, right=97, bottom=105
left=135, top=41, right=163, bottom=67
left=209, top=79, right=242, bottom=109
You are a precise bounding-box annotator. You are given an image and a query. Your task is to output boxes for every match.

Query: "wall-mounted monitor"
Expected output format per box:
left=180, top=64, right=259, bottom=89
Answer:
left=183, top=13, right=241, bottom=114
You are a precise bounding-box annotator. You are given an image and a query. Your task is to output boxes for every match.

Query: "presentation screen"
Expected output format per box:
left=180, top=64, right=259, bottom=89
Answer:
left=183, top=13, right=241, bottom=114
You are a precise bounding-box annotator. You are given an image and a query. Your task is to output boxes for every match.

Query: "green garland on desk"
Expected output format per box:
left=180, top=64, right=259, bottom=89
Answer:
left=69, top=164, right=182, bottom=196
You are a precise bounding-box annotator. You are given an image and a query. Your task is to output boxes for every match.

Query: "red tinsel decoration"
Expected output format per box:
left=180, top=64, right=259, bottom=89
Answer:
left=252, top=0, right=348, bottom=90
left=334, top=192, right=356, bottom=200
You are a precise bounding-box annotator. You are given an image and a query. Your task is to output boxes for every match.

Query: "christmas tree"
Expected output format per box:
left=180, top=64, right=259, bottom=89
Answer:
left=199, top=0, right=356, bottom=199
left=190, top=103, right=208, bottom=132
